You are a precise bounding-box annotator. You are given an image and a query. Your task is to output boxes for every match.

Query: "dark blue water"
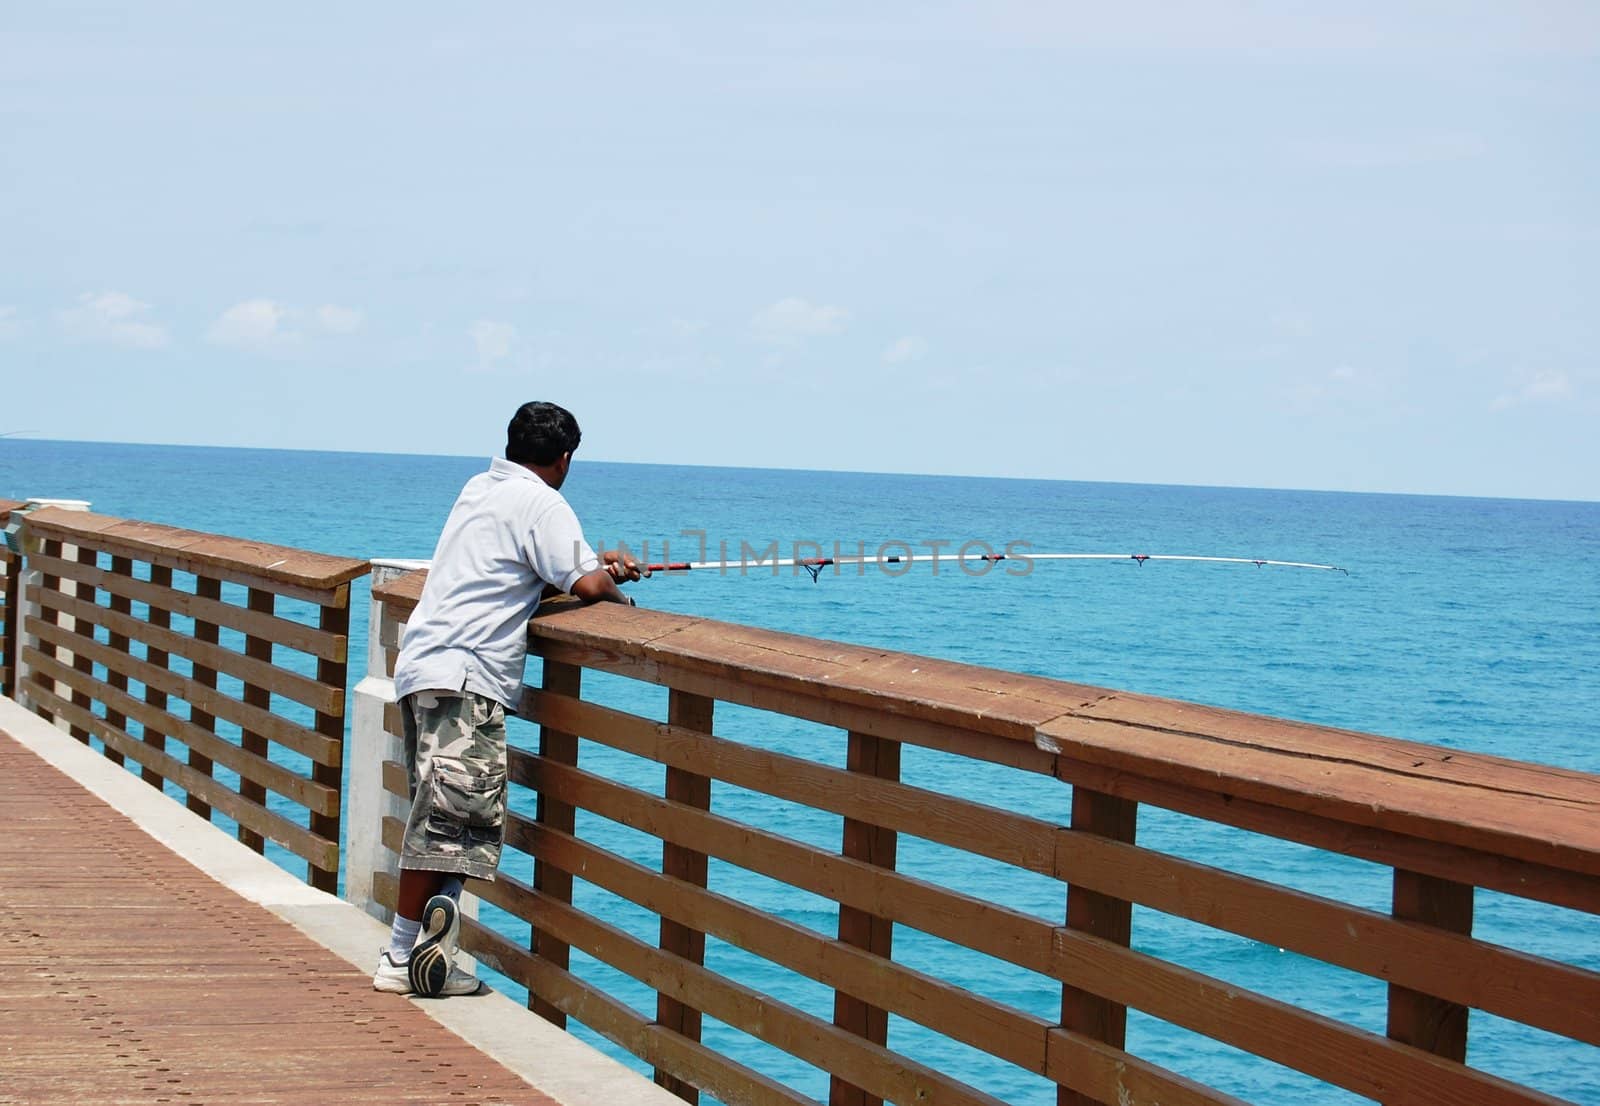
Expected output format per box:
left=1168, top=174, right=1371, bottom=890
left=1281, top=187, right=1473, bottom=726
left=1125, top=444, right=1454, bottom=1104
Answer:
left=5, top=439, right=1597, bottom=1103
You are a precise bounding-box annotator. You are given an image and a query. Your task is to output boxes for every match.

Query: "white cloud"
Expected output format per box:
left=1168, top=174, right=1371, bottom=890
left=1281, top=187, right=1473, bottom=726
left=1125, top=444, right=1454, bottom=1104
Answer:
left=208, top=298, right=292, bottom=349
left=882, top=335, right=929, bottom=364
left=207, top=299, right=365, bottom=349
left=315, top=304, right=364, bottom=334
left=0, top=306, right=18, bottom=340
left=749, top=297, right=849, bottom=344
left=469, top=320, right=517, bottom=370
left=1491, top=369, right=1572, bottom=411
left=670, top=317, right=709, bottom=338
left=58, top=291, right=170, bottom=349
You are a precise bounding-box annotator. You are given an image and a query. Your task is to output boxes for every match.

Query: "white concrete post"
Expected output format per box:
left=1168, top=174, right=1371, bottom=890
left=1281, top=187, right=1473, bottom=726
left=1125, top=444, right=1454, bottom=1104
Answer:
left=15, top=498, right=91, bottom=722
left=345, top=556, right=481, bottom=961
left=345, top=558, right=426, bottom=922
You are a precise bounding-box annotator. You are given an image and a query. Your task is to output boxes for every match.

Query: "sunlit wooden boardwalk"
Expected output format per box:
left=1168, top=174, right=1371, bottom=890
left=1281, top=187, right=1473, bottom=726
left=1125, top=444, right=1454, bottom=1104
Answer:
left=0, top=724, right=552, bottom=1106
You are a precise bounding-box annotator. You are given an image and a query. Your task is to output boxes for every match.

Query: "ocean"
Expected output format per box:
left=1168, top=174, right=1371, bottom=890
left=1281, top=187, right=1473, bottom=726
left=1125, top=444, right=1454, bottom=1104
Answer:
left=4, top=438, right=1598, bottom=1104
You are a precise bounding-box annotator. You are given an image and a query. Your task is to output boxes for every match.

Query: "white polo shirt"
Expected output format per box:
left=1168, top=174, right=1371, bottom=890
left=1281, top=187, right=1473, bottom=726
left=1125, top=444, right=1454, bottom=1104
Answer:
left=394, top=457, right=601, bottom=710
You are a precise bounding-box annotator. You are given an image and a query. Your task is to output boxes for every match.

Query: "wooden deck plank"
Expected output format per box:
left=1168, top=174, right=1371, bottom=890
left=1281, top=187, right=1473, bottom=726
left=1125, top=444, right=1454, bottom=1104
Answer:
left=0, top=725, right=554, bottom=1106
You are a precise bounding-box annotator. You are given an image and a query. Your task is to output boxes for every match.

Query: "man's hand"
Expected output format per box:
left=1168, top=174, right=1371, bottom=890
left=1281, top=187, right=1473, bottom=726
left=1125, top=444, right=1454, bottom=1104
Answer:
left=603, top=549, right=650, bottom=582
left=571, top=550, right=647, bottom=606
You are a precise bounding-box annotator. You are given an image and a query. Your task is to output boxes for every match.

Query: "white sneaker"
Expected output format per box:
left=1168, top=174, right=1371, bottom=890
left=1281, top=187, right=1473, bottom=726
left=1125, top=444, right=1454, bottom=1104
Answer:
left=372, top=949, right=481, bottom=996
left=372, top=949, right=414, bottom=993
left=409, top=894, right=468, bottom=998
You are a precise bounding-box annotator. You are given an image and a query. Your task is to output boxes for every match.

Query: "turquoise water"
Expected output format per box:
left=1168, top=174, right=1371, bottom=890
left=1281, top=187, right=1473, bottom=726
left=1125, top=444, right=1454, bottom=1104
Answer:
left=5, top=439, right=1598, bottom=1103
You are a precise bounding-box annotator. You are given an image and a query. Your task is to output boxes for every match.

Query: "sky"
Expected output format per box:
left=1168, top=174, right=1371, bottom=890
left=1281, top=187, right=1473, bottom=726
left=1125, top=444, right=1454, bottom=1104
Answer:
left=2, top=3, right=1597, bottom=500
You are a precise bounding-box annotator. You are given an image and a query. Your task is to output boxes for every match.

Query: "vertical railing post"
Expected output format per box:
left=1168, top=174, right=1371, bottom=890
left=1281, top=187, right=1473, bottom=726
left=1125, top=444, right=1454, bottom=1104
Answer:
left=1059, top=787, right=1139, bottom=1106
left=104, top=556, right=151, bottom=785
left=237, top=586, right=274, bottom=853
left=29, top=536, right=65, bottom=728
left=185, top=574, right=217, bottom=819
left=143, top=566, right=176, bottom=790
left=829, top=730, right=902, bottom=1106
left=308, top=585, right=350, bottom=893
left=531, top=658, right=582, bottom=1027
left=656, top=689, right=716, bottom=1103
left=1386, top=870, right=1473, bottom=1078
left=68, top=544, right=99, bottom=746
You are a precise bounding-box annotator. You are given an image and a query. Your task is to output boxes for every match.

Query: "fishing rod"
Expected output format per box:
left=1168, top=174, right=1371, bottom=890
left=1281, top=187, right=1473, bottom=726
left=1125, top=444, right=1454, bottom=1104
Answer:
left=640, top=550, right=1347, bottom=581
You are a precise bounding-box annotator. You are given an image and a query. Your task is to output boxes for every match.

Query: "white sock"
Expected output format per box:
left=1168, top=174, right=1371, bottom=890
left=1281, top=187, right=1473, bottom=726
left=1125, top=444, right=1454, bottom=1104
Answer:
left=387, top=915, right=422, bottom=962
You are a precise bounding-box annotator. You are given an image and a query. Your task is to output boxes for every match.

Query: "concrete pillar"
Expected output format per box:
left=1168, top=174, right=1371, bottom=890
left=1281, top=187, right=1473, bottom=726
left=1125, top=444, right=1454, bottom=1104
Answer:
left=345, top=558, right=426, bottom=922
left=346, top=557, right=482, bottom=963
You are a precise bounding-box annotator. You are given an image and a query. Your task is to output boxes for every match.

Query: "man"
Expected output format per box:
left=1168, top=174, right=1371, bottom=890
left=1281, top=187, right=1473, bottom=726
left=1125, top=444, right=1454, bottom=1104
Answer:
left=374, top=401, right=644, bottom=997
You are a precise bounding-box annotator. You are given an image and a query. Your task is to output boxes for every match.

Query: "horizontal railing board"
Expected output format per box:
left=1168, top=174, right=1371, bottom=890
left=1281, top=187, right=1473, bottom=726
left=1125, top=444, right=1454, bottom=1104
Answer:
left=370, top=569, right=426, bottom=608
left=1048, top=928, right=1573, bottom=1106
left=28, top=613, right=340, bottom=766
left=1050, top=826, right=1600, bottom=1046
left=1084, top=693, right=1600, bottom=806
left=524, top=603, right=1088, bottom=742
left=524, top=688, right=1059, bottom=875
left=25, top=508, right=368, bottom=602
left=511, top=818, right=1054, bottom=1073
left=28, top=550, right=347, bottom=663
left=1040, top=1030, right=1252, bottom=1106
left=1037, top=712, right=1600, bottom=879
left=513, top=751, right=1059, bottom=976
left=25, top=628, right=339, bottom=816
left=372, top=867, right=819, bottom=1106
left=1054, top=752, right=1600, bottom=916
left=531, top=638, right=1062, bottom=777
left=36, top=586, right=341, bottom=716
left=24, top=678, right=337, bottom=871
left=381, top=759, right=407, bottom=800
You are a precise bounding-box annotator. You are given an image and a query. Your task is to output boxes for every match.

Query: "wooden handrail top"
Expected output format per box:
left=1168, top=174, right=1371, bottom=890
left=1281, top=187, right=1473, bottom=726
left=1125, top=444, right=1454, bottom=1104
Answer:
left=374, top=569, right=1600, bottom=879
left=25, top=507, right=369, bottom=593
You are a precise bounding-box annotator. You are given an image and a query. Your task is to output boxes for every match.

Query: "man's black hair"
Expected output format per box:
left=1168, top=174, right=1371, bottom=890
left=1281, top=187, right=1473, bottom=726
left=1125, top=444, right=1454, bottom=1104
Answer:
left=506, top=401, right=582, bottom=466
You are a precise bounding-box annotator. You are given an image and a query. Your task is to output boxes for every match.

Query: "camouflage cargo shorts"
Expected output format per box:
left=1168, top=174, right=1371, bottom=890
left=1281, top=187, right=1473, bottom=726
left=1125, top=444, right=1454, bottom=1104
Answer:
left=399, top=691, right=508, bottom=881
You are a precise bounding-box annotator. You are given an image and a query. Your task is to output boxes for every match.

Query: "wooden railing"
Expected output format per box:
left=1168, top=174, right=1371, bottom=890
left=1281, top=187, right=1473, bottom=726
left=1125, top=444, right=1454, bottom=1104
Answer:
left=0, top=499, right=21, bottom=698
left=369, top=571, right=1600, bottom=1106
left=16, top=507, right=369, bottom=891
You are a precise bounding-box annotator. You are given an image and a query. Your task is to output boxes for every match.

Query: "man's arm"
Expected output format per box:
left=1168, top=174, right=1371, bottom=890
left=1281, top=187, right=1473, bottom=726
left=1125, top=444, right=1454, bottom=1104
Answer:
left=570, top=549, right=648, bottom=605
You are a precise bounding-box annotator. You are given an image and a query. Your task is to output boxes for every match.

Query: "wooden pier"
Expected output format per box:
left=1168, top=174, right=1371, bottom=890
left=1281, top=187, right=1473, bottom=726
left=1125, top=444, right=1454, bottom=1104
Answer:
left=3, top=500, right=1598, bottom=1105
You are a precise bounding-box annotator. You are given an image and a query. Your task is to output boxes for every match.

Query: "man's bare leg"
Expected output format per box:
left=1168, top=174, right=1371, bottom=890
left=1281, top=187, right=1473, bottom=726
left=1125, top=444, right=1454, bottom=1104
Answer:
left=397, top=867, right=446, bottom=921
